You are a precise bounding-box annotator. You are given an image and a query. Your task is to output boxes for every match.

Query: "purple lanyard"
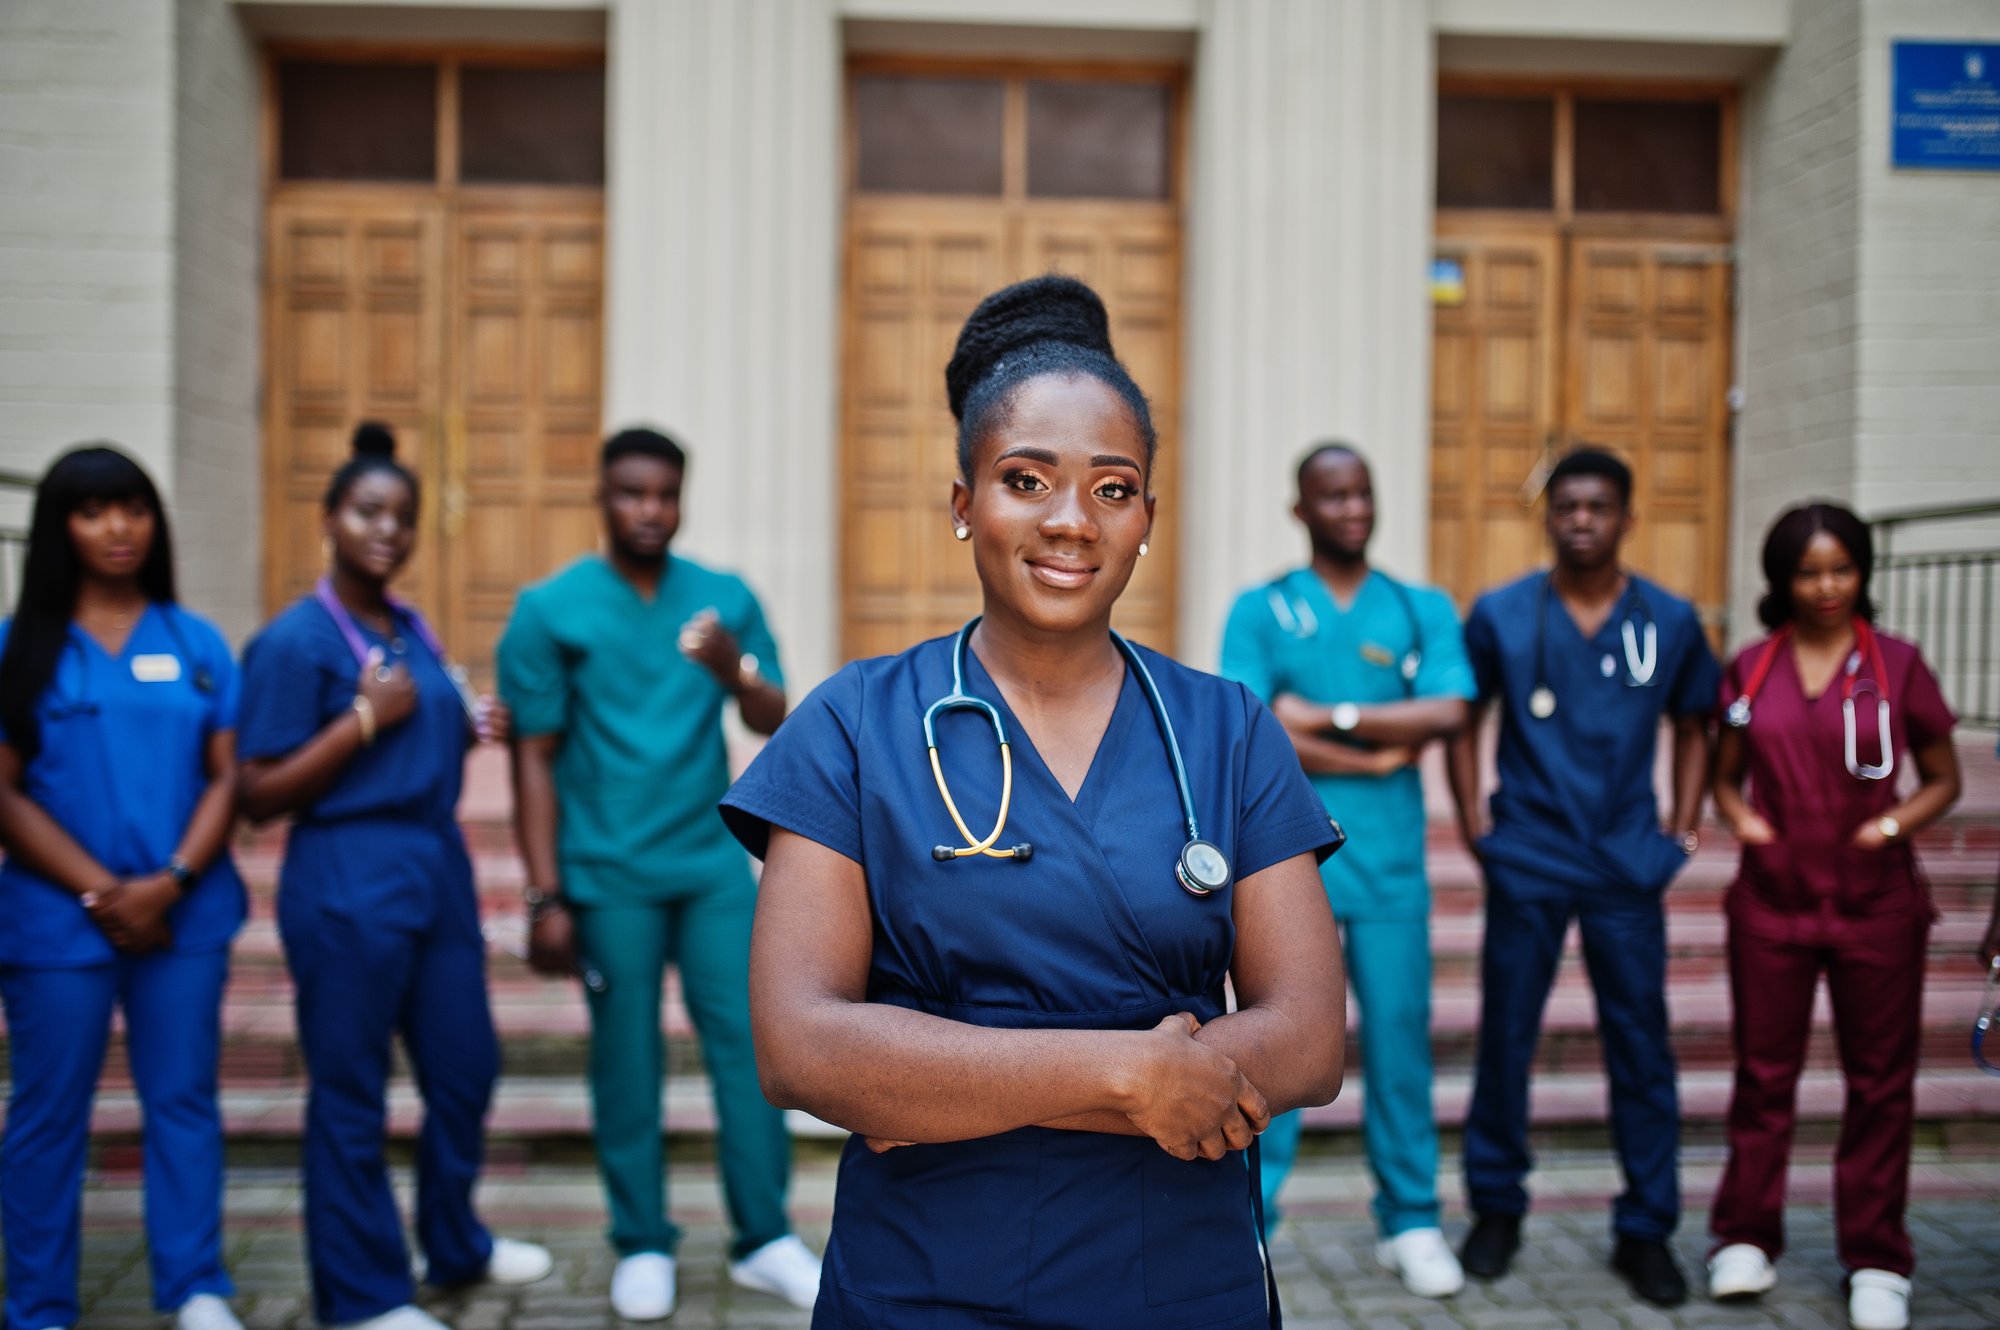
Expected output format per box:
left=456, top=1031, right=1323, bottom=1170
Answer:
left=314, top=577, right=479, bottom=721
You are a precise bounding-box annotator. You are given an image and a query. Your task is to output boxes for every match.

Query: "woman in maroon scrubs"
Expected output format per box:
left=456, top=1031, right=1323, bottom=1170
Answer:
left=1705, top=503, right=1960, bottom=1330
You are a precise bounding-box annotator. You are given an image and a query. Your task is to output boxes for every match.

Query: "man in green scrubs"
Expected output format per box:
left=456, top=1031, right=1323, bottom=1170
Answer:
left=498, top=428, right=819, bottom=1321
left=1220, top=442, right=1475, bottom=1298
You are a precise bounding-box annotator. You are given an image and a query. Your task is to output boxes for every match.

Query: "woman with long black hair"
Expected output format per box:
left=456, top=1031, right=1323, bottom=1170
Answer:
left=235, top=425, right=549, bottom=1330
left=0, top=445, right=246, bottom=1330
left=1706, top=503, right=1961, bottom=1330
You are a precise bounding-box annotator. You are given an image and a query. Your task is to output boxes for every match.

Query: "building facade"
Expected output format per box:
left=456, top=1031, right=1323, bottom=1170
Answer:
left=3, top=0, right=1996, bottom=692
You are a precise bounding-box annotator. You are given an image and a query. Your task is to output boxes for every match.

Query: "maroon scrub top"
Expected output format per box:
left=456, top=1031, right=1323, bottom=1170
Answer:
left=1723, top=627, right=1954, bottom=939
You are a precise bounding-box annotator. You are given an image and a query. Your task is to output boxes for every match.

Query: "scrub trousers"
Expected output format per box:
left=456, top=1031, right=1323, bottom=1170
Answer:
left=572, top=893, right=792, bottom=1260
left=0, top=950, right=233, bottom=1330
left=1463, top=862, right=1680, bottom=1240
left=1261, top=914, right=1441, bottom=1238
left=1709, top=909, right=1929, bottom=1276
left=280, top=901, right=499, bottom=1326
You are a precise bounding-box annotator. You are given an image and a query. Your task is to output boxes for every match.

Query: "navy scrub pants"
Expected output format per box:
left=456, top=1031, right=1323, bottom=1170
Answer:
left=1462, top=860, right=1681, bottom=1240
left=280, top=900, right=500, bottom=1326
left=0, top=949, right=234, bottom=1329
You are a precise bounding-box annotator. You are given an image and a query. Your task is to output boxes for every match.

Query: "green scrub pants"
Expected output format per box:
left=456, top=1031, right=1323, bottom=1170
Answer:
left=1261, top=914, right=1440, bottom=1239
left=571, top=896, right=792, bottom=1259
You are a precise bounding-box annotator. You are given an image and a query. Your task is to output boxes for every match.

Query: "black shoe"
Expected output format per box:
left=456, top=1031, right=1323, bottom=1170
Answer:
left=1612, top=1236, right=1688, bottom=1308
left=1459, top=1213, right=1522, bottom=1280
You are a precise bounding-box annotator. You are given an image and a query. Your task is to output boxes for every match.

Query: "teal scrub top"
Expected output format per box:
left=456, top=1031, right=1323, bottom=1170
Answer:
left=496, top=554, right=782, bottom=906
left=1220, top=567, right=1475, bottom=921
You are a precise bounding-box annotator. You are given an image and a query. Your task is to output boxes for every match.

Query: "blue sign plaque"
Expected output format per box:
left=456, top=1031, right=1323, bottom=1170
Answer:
left=1892, top=41, right=2000, bottom=171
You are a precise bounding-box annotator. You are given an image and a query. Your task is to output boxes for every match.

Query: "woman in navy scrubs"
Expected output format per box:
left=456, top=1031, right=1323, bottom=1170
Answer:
left=1706, top=504, right=1960, bottom=1330
left=722, top=277, right=1348, bottom=1330
left=235, top=425, right=550, bottom=1330
left=0, top=446, right=246, bottom=1330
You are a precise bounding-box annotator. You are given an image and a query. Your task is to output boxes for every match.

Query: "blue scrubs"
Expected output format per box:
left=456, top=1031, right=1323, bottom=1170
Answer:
left=721, top=635, right=1339, bottom=1330
left=1460, top=571, right=1719, bottom=1241
left=0, top=605, right=246, bottom=1328
left=1221, top=569, right=1476, bottom=1238
left=238, top=597, right=498, bottom=1326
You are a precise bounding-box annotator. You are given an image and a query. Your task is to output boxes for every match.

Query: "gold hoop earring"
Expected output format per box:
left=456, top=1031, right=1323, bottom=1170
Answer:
left=954, top=526, right=970, bottom=542
left=1139, top=542, right=1150, bottom=557
left=323, top=536, right=335, bottom=565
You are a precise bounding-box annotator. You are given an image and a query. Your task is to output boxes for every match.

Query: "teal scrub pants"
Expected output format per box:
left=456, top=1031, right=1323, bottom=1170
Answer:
left=1261, top=914, right=1440, bottom=1238
left=571, top=893, right=792, bottom=1260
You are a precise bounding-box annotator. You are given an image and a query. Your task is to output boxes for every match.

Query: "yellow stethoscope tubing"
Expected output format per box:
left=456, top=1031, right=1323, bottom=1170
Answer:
left=924, top=692, right=1024, bottom=859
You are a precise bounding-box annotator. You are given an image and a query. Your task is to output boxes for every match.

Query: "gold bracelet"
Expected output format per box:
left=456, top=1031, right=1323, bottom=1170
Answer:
left=352, top=694, right=378, bottom=745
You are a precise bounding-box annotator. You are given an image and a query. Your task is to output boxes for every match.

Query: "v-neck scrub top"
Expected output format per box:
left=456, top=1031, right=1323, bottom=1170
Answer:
left=497, top=555, right=782, bottom=906
left=720, top=635, right=1339, bottom=1330
left=0, top=605, right=246, bottom=966
left=1221, top=567, right=1476, bottom=921
left=1464, top=571, right=1720, bottom=893
left=1721, top=629, right=1952, bottom=934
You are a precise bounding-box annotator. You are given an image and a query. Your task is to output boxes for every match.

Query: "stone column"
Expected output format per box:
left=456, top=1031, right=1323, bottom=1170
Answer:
left=605, top=0, right=844, bottom=681
left=1182, top=0, right=1434, bottom=666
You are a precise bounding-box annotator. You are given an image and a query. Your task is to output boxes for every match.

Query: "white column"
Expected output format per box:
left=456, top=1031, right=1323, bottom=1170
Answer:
left=605, top=0, right=843, bottom=683
left=1182, top=0, right=1433, bottom=667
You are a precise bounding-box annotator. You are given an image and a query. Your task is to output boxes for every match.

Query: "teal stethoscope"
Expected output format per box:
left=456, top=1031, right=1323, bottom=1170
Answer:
left=1527, top=572, right=1657, bottom=720
left=925, top=618, right=1250, bottom=898
left=1265, top=572, right=1425, bottom=694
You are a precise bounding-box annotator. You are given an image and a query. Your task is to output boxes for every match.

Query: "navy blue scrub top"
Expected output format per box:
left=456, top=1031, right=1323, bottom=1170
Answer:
left=1465, top=571, right=1719, bottom=892
left=721, top=634, right=1339, bottom=1330
left=237, top=596, right=474, bottom=932
left=0, top=605, right=247, bottom=966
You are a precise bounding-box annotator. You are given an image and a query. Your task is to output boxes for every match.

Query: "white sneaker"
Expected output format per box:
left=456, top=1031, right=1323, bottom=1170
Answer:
left=1374, top=1226, right=1465, bottom=1299
left=485, top=1236, right=554, bottom=1286
left=1708, top=1243, right=1776, bottom=1300
left=611, top=1252, right=677, bottom=1321
left=1849, top=1269, right=1911, bottom=1330
left=335, top=1308, right=450, bottom=1330
left=729, top=1234, right=823, bottom=1310
left=175, top=1295, right=245, bottom=1330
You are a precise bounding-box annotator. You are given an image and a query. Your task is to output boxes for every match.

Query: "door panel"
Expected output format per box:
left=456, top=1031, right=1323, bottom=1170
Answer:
left=263, top=197, right=447, bottom=622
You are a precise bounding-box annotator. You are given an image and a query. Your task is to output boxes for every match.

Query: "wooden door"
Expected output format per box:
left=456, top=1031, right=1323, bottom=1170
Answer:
left=840, top=63, right=1184, bottom=662
left=1565, top=239, right=1732, bottom=624
left=263, top=196, right=448, bottom=619
left=446, top=204, right=606, bottom=673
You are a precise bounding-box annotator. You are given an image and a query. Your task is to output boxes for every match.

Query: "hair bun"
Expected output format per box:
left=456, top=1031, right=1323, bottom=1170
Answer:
left=351, top=421, right=397, bottom=460
left=944, top=275, right=1115, bottom=421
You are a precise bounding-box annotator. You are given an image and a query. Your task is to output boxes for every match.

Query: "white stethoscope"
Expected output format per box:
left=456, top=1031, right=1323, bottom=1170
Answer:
left=925, top=618, right=1302, bottom=898
left=1725, top=619, right=1895, bottom=781
left=1527, top=573, right=1657, bottom=720
left=1265, top=575, right=1424, bottom=692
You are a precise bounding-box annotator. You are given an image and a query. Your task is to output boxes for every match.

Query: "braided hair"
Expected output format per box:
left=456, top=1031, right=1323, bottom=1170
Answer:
left=943, top=275, right=1156, bottom=482
left=324, top=421, right=418, bottom=511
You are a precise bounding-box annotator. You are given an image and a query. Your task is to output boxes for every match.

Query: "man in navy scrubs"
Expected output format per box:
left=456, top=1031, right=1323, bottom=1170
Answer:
left=1445, top=449, right=1718, bottom=1307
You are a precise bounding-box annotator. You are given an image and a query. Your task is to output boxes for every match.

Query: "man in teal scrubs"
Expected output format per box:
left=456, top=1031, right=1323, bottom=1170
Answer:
left=497, top=428, right=819, bottom=1321
left=1220, top=442, right=1474, bottom=1298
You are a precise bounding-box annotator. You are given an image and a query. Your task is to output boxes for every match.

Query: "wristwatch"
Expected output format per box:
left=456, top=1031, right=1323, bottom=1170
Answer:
left=1329, top=701, right=1361, bottom=733
left=166, top=856, right=196, bottom=894
left=524, top=886, right=566, bottom=922
left=1876, top=815, right=1902, bottom=841
left=1680, top=831, right=1700, bottom=856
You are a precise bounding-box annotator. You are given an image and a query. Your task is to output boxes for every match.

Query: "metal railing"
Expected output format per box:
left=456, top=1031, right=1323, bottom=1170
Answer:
left=1871, top=500, right=2000, bottom=729
left=0, top=468, right=32, bottom=619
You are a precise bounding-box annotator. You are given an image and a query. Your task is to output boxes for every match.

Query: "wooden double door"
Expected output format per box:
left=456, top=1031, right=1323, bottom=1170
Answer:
left=262, top=192, right=605, bottom=676
left=1429, top=222, right=1734, bottom=630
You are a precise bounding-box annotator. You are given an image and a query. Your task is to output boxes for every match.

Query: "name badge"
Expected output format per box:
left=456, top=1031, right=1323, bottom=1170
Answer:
left=1360, top=643, right=1395, bottom=669
left=131, top=653, right=182, bottom=683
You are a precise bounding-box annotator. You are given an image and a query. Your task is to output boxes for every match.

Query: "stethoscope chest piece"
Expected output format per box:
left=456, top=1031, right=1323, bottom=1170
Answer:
left=1528, top=686, right=1558, bottom=720
left=1725, top=697, right=1753, bottom=728
left=1175, top=839, right=1232, bottom=897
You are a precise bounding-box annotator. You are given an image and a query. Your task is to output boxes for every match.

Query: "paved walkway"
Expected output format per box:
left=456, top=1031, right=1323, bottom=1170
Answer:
left=30, top=1156, right=2000, bottom=1328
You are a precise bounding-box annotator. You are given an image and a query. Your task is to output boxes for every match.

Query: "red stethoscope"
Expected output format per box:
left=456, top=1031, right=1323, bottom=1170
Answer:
left=1725, top=617, right=1894, bottom=781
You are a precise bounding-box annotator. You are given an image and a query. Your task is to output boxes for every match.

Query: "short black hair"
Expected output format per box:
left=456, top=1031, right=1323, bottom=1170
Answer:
left=943, top=274, right=1156, bottom=483
left=1295, top=440, right=1368, bottom=494
left=1546, top=447, right=1632, bottom=508
left=1757, top=502, right=1876, bottom=630
left=602, top=427, right=687, bottom=473
left=324, top=421, right=418, bottom=512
